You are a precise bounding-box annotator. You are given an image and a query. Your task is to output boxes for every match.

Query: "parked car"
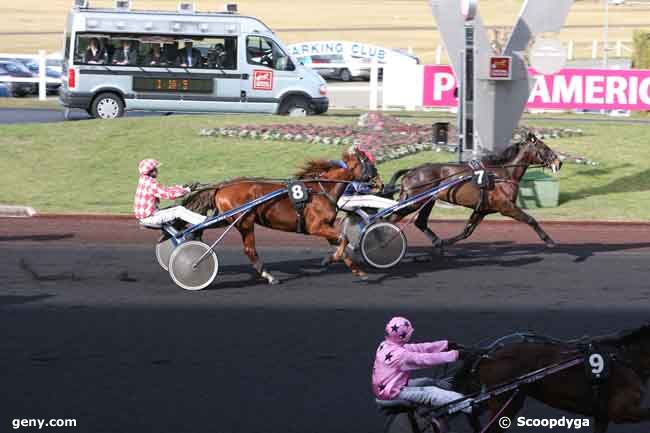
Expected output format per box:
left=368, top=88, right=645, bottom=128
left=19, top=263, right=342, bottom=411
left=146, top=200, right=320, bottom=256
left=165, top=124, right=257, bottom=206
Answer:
left=0, top=83, right=10, bottom=97
left=300, top=54, right=371, bottom=81
left=0, top=61, right=37, bottom=97
left=16, top=59, right=62, bottom=94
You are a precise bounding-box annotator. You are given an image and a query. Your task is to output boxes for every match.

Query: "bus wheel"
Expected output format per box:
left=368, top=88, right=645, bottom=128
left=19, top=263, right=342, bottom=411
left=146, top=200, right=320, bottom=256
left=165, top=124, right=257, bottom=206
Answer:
left=91, top=93, right=124, bottom=119
left=280, top=96, right=309, bottom=117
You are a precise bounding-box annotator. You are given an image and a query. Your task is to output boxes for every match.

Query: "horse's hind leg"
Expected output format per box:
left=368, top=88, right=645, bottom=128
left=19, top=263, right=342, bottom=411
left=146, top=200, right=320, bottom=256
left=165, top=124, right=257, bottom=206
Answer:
left=415, top=200, right=443, bottom=248
left=499, top=207, right=555, bottom=247
left=443, top=211, right=485, bottom=246
left=311, top=224, right=368, bottom=280
left=238, top=224, right=279, bottom=285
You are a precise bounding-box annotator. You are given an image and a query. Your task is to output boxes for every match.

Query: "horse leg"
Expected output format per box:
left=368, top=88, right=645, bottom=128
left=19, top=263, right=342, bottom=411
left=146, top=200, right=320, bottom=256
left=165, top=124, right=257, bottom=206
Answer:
left=238, top=225, right=280, bottom=285
left=311, top=224, right=368, bottom=280
left=414, top=200, right=443, bottom=248
left=499, top=207, right=556, bottom=247
left=465, top=412, right=482, bottom=433
left=442, top=211, right=485, bottom=247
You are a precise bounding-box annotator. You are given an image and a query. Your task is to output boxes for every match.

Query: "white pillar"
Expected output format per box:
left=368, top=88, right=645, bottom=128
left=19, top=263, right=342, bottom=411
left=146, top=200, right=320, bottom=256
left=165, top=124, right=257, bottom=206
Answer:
left=567, top=40, right=574, bottom=61
left=38, top=50, right=47, bottom=101
left=435, top=45, right=443, bottom=64
left=592, top=40, right=598, bottom=60
left=616, top=40, right=622, bottom=57
left=369, top=58, right=378, bottom=111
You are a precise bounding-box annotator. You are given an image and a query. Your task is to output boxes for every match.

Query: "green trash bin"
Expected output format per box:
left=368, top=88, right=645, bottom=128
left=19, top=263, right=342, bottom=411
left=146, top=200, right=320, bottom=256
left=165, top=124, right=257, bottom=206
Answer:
left=516, top=170, right=560, bottom=209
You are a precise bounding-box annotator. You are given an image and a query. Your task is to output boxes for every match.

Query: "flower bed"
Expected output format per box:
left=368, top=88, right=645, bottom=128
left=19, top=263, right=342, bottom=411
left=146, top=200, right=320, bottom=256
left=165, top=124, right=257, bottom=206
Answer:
left=199, top=112, right=592, bottom=164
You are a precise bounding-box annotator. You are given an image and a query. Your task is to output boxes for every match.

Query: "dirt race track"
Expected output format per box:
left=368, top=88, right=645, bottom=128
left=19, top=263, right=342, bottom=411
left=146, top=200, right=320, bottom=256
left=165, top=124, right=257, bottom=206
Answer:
left=2, top=216, right=650, bottom=433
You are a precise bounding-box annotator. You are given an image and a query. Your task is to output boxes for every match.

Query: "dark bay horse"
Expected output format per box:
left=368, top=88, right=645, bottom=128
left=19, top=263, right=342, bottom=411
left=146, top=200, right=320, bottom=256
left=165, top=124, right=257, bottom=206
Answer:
left=455, top=325, right=650, bottom=433
left=183, top=148, right=381, bottom=284
left=385, top=132, right=563, bottom=248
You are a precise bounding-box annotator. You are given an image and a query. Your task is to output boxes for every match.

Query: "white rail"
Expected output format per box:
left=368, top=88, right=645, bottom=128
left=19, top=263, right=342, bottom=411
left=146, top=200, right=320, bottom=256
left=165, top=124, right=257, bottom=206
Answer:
left=0, top=51, right=62, bottom=100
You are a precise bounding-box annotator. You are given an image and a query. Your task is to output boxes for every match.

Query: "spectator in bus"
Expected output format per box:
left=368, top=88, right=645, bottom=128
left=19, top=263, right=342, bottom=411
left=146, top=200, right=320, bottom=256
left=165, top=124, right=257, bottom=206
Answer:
left=176, top=41, right=202, bottom=68
left=83, top=38, right=105, bottom=64
left=145, top=44, right=166, bottom=66
left=113, top=40, right=137, bottom=66
left=163, top=42, right=179, bottom=65
left=209, top=43, right=227, bottom=68
left=101, top=38, right=114, bottom=63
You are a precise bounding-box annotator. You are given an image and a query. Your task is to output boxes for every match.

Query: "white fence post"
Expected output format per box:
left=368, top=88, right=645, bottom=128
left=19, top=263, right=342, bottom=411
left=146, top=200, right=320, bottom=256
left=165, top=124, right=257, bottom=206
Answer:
left=435, top=45, right=442, bottom=64
left=567, top=40, right=574, bottom=61
left=369, top=58, right=379, bottom=111
left=616, top=40, right=622, bottom=57
left=38, top=50, right=47, bottom=101
left=592, top=40, right=598, bottom=59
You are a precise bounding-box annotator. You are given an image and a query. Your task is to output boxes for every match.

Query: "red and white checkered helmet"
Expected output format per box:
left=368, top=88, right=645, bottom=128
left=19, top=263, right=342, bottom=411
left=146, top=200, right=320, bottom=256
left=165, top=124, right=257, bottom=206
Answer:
left=138, top=159, right=160, bottom=175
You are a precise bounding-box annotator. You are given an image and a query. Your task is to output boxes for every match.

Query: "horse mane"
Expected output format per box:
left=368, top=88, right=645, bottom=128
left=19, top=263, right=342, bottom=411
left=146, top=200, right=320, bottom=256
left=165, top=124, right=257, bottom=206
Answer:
left=182, top=187, right=217, bottom=215
left=593, top=323, right=650, bottom=347
left=482, top=141, right=523, bottom=165
left=295, top=159, right=342, bottom=179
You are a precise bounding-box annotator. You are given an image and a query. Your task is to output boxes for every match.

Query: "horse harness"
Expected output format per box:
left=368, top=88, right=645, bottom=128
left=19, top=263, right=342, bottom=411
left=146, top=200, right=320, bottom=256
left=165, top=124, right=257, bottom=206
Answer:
left=468, top=332, right=625, bottom=418
left=468, top=159, right=496, bottom=212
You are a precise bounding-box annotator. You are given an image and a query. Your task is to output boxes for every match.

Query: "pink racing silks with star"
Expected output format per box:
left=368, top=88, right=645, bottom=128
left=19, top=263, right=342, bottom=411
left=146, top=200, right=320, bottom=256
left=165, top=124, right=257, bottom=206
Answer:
left=371, top=316, right=459, bottom=399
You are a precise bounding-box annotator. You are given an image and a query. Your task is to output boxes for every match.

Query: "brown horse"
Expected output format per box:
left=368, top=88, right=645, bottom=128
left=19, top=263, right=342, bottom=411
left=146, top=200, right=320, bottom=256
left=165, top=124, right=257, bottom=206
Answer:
left=384, top=132, right=563, bottom=248
left=454, top=326, right=650, bottom=433
left=183, top=148, right=382, bottom=284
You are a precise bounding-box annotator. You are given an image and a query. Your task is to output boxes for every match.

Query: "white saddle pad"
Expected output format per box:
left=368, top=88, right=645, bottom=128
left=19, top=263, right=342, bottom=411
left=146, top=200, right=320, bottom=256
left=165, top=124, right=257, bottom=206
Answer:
left=337, top=194, right=399, bottom=212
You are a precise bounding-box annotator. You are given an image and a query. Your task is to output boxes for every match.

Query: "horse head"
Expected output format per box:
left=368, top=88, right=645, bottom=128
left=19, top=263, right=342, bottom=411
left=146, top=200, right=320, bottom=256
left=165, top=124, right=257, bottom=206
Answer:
left=522, top=132, right=563, bottom=174
left=614, top=323, right=650, bottom=379
left=342, top=146, right=383, bottom=190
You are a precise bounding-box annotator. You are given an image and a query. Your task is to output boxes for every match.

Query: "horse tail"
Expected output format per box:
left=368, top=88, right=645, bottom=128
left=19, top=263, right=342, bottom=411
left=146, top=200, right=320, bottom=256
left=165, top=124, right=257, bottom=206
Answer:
left=382, top=168, right=411, bottom=197
left=182, top=187, right=219, bottom=215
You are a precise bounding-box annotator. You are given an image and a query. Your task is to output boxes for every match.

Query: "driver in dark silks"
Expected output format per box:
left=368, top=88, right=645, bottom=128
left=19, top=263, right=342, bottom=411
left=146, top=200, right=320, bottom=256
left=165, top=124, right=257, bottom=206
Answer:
left=372, top=317, right=471, bottom=414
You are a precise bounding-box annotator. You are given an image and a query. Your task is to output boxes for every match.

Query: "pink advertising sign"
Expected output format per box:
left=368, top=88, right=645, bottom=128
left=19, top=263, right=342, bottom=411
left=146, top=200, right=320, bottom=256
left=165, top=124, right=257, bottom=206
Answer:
left=422, top=65, right=650, bottom=110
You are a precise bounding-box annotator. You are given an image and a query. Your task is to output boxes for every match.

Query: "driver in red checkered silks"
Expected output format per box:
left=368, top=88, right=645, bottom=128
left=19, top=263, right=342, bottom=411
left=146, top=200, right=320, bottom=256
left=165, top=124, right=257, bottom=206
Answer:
left=134, top=159, right=207, bottom=226
left=372, top=317, right=471, bottom=412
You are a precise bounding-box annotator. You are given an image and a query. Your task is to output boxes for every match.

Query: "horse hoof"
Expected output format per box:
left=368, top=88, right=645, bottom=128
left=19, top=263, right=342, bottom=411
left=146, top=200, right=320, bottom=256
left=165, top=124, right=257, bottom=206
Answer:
left=320, top=256, right=332, bottom=268
left=545, top=240, right=557, bottom=248
left=358, top=274, right=369, bottom=281
left=268, top=277, right=281, bottom=285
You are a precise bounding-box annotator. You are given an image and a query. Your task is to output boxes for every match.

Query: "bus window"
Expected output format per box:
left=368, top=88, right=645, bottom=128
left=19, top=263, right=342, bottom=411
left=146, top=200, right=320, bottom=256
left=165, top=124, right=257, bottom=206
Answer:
left=192, top=36, right=237, bottom=70
left=246, top=36, right=294, bottom=71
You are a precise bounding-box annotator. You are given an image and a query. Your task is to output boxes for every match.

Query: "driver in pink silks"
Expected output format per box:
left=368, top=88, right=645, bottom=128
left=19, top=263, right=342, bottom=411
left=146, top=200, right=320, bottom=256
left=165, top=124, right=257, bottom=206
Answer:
left=372, top=316, right=471, bottom=412
left=134, top=159, right=207, bottom=226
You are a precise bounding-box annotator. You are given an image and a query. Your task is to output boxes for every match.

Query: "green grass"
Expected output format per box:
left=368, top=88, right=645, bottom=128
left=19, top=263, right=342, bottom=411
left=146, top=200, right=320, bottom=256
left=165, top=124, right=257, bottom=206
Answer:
left=0, top=98, right=61, bottom=110
left=0, top=114, right=648, bottom=220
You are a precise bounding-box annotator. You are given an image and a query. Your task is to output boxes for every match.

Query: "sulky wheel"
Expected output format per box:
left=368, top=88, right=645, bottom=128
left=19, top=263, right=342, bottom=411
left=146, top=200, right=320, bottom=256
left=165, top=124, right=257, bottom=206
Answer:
left=168, top=241, right=219, bottom=291
left=360, top=221, right=407, bottom=269
left=155, top=237, right=178, bottom=271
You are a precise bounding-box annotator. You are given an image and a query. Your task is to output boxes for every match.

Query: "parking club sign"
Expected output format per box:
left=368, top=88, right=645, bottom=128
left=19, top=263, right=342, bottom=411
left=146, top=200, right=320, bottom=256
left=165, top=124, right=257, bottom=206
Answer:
left=253, top=70, right=274, bottom=90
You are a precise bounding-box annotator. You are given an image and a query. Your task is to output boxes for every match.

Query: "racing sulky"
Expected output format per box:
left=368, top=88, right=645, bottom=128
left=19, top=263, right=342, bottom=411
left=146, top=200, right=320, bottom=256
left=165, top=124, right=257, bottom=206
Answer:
left=182, top=147, right=381, bottom=284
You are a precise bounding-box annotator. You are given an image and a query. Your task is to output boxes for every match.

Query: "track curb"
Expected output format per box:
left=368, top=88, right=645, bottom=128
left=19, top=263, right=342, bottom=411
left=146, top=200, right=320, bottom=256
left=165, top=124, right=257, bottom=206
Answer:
left=29, top=213, right=650, bottom=227
left=0, top=205, right=37, bottom=218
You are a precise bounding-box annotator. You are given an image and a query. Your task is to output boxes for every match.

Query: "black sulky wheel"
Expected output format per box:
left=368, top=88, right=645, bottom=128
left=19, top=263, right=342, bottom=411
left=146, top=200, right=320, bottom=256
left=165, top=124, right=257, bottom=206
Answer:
left=360, top=221, right=407, bottom=269
left=168, top=241, right=219, bottom=291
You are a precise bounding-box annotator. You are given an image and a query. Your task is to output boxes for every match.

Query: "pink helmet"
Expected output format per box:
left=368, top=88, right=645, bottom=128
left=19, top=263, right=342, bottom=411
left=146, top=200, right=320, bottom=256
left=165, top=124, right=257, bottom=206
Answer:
left=385, top=316, right=414, bottom=343
left=138, top=159, right=160, bottom=175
